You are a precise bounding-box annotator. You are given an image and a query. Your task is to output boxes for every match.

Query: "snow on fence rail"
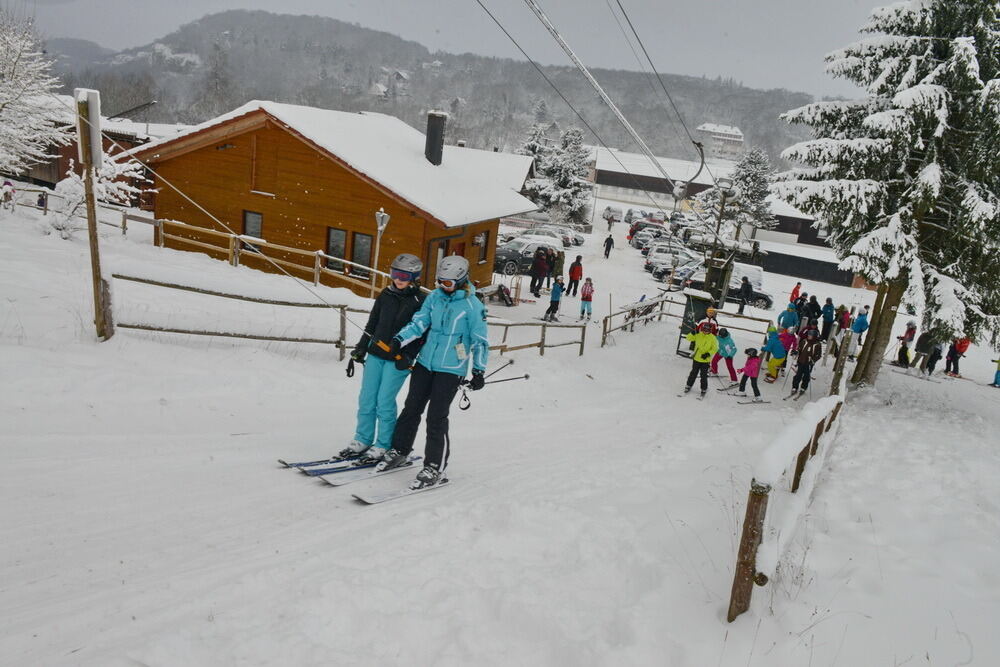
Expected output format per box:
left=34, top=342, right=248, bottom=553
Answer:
left=600, top=294, right=773, bottom=347
left=726, top=392, right=846, bottom=623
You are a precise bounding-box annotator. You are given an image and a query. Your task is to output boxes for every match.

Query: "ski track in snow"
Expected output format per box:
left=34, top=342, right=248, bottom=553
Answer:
left=1, top=202, right=999, bottom=666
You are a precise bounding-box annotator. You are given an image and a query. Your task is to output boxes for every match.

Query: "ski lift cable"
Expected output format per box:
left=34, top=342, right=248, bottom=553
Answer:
left=520, top=0, right=676, bottom=191
left=601, top=0, right=691, bottom=161
left=613, top=0, right=722, bottom=189
left=473, top=0, right=682, bottom=216
left=43, top=91, right=371, bottom=334
left=518, top=0, right=735, bottom=249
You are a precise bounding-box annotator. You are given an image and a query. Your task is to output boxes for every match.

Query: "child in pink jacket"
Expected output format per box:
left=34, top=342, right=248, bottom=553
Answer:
left=735, top=347, right=763, bottom=402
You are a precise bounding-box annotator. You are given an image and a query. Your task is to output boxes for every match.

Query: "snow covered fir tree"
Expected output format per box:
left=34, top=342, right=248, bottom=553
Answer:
left=775, top=0, right=1000, bottom=386
left=517, top=124, right=592, bottom=223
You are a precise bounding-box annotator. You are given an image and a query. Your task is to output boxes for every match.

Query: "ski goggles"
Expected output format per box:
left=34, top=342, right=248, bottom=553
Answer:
left=390, top=268, right=419, bottom=282
left=436, top=277, right=466, bottom=288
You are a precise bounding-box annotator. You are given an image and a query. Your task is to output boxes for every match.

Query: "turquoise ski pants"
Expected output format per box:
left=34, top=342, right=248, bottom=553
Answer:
left=353, top=356, right=410, bottom=451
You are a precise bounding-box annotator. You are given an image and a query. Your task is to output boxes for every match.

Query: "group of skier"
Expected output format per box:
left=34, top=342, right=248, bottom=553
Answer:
left=339, top=253, right=489, bottom=490
left=533, top=251, right=595, bottom=322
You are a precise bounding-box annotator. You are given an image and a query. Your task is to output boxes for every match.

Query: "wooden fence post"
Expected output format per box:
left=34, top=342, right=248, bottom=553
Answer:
left=830, top=330, right=853, bottom=395
left=826, top=401, right=843, bottom=432
left=539, top=322, right=547, bottom=356
left=579, top=323, right=586, bottom=356
left=658, top=299, right=666, bottom=322
left=601, top=316, right=609, bottom=347
left=120, top=210, right=128, bottom=236
left=791, top=443, right=811, bottom=493
left=233, top=238, right=241, bottom=267
left=809, top=418, right=826, bottom=456
left=156, top=220, right=164, bottom=247
left=339, top=306, right=347, bottom=361
left=501, top=324, right=510, bottom=355
left=228, top=235, right=237, bottom=266
left=727, top=480, right=771, bottom=623
left=313, top=251, right=323, bottom=286
left=100, top=278, right=115, bottom=339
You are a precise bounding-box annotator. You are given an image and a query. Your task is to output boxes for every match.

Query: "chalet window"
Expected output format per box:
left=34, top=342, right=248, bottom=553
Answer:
left=242, top=211, right=263, bottom=252
left=326, top=227, right=346, bottom=271
left=351, top=232, right=373, bottom=278
left=474, top=231, right=489, bottom=264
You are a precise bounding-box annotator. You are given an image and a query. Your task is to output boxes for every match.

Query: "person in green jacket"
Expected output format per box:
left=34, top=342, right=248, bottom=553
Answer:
left=683, top=321, right=720, bottom=397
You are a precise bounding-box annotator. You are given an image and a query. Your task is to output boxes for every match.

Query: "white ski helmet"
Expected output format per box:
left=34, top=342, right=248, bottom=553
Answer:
left=390, top=253, right=422, bottom=282
left=436, top=255, right=469, bottom=286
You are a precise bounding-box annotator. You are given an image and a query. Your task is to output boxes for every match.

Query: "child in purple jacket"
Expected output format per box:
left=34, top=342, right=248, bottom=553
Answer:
left=735, top=347, right=764, bottom=402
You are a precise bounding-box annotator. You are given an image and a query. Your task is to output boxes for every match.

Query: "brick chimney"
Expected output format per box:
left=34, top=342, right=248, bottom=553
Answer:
left=425, top=111, right=447, bottom=166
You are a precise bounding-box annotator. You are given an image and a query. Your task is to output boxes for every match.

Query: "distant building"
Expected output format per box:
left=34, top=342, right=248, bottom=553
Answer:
left=130, top=102, right=536, bottom=297
left=696, top=123, right=745, bottom=161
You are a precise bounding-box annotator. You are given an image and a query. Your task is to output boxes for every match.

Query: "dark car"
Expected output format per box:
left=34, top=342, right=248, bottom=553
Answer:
left=493, top=238, right=560, bottom=276
left=665, top=266, right=774, bottom=309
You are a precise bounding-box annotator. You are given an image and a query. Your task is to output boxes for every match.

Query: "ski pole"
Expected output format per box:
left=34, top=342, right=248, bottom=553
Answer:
left=484, top=358, right=515, bottom=380
left=483, top=374, right=529, bottom=385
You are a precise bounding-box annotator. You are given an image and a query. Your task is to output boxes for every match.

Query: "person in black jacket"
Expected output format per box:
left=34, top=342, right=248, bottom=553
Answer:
left=737, top=276, right=753, bottom=314
left=805, top=295, right=823, bottom=322
left=338, top=254, right=426, bottom=464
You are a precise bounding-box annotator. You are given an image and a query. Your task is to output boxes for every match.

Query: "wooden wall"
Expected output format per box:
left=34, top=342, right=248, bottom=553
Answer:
left=148, top=119, right=499, bottom=296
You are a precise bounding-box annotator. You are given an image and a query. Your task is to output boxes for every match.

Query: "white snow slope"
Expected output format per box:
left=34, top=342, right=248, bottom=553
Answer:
left=2, top=204, right=998, bottom=666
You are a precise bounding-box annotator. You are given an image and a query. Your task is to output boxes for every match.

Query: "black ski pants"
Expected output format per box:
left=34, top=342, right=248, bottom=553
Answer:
left=821, top=320, right=833, bottom=341
left=391, top=363, right=463, bottom=471
left=739, top=374, right=760, bottom=397
left=529, top=274, right=544, bottom=296
left=686, top=359, right=710, bottom=392
left=792, top=362, right=813, bottom=391
left=945, top=354, right=960, bottom=375
left=567, top=279, right=579, bottom=296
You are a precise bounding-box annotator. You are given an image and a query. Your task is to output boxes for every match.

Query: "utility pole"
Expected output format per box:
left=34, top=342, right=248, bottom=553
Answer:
left=76, top=88, right=113, bottom=340
left=704, top=177, right=741, bottom=308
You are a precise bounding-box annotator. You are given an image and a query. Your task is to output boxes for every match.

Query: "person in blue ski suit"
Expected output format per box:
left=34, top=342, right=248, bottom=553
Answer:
left=763, top=326, right=788, bottom=381
left=851, top=305, right=870, bottom=342
left=377, top=255, right=490, bottom=489
left=820, top=297, right=836, bottom=340
left=339, top=254, right=426, bottom=464
left=777, top=303, right=799, bottom=331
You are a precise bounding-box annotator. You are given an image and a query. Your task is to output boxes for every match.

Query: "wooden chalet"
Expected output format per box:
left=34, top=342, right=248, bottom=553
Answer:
left=130, top=101, right=536, bottom=296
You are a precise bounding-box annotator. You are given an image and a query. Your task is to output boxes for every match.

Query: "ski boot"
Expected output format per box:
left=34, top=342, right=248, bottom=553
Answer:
left=355, top=447, right=386, bottom=467
left=337, top=439, right=369, bottom=460
left=374, top=448, right=408, bottom=472
left=752, top=396, right=764, bottom=403
left=410, top=464, right=443, bottom=490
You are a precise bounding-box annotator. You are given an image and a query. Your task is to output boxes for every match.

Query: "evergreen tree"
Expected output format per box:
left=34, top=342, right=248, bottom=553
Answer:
left=516, top=122, right=554, bottom=210
left=531, top=98, right=550, bottom=124
left=695, top=149, right=776, bottom=240
left=541, top=127, right=593, bottom=223
left=774, top=0, right=1000, bottom=385
left=0, top=9, right=71, bottom=174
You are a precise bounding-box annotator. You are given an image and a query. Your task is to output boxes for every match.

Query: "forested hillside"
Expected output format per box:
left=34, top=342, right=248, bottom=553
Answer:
left=52, top=10, right=811, bottom=161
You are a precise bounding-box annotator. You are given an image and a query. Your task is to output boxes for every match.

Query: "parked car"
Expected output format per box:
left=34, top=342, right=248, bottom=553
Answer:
left=640, top=237, right=688, bottom=256
left=627, top=219, right=665, bottom=239
left=630, top=226, right=669, bottom=248
left=653, top=257, right=703, bottom=283
left=511, top=227, right=569, bottom=248
left=647, top=210, right=666, bottom=222
left=602, top=206, right=623, bottom=222
left=493, top=238, right=560, bottom=276
left=644, top=246, right=699, bottom=272
left=669, top=264, right=774, bottom=309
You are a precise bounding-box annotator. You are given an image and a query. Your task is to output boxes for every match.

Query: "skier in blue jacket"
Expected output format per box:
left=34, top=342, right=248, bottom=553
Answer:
left=777, top=303, right=799, bottom=331
left=851, top=305, right=870, bottom=342
left=710, top=328, right=739, bottom=382
left=820, top=297, right=835, bottom=340
left=377, top=256, right=490, bottom=489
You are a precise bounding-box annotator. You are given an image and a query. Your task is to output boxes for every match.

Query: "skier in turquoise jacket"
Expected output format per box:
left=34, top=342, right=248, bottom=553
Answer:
left=777, top=303, right=799, bottom=331
left=377, top=256, right=490, bottom=489
left=710, top=328, right=739, bottom=382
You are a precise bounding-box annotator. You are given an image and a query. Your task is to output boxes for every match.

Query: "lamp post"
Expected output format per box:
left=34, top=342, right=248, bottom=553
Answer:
left=371, top=208, right=390, bottom=298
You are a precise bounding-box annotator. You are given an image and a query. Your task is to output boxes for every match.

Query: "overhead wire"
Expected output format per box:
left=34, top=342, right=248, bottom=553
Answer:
left=473, top=0, right=679, bottom=216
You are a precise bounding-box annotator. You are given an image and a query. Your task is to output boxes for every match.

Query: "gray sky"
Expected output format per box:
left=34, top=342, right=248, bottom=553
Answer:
left=30, top=0, right=876, bottom=96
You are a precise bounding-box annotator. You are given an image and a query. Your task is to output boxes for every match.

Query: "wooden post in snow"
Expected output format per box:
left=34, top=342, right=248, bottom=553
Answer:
left=727, top=479, right=771, bottom=622
left=76, top=89, right=112, bottom=340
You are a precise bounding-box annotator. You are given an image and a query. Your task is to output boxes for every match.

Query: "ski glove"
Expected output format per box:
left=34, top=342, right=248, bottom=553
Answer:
left=395, top=354, right=414, bottom=371
left=350, top=346, right=367, bottom=363
left=699, top=352, right=711, bottom=361
left=469, top=370, right=485, bottom=391
left=388, top=337, right=402, bottom=358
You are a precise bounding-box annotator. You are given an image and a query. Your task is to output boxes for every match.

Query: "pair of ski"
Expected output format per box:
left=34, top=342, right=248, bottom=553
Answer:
left=890, top=368, right=942, bottom=383
left=716, top=382, right=771, bottom=405
left=277, top=454, right=449, bottom=504
left=783, top=390, right=807, bottom=401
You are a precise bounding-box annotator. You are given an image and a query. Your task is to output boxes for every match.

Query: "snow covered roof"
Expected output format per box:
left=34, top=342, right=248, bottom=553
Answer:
left=133, top=101, right=537, bottom=229
left=696, top=123, right=744, bottom=139
left=32, top=94, right=188, bottom=142
left=592, top=146, right=735, bottom=187
left=755, top=239, right=839, bottom=263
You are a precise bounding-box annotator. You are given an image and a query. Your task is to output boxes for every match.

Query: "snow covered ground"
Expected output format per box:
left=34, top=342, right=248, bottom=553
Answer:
left=2, top=202, right=998, bottom=666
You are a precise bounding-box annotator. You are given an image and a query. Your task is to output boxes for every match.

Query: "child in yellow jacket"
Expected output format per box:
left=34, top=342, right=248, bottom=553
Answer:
left=683, top=321, right=720, bottom=398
